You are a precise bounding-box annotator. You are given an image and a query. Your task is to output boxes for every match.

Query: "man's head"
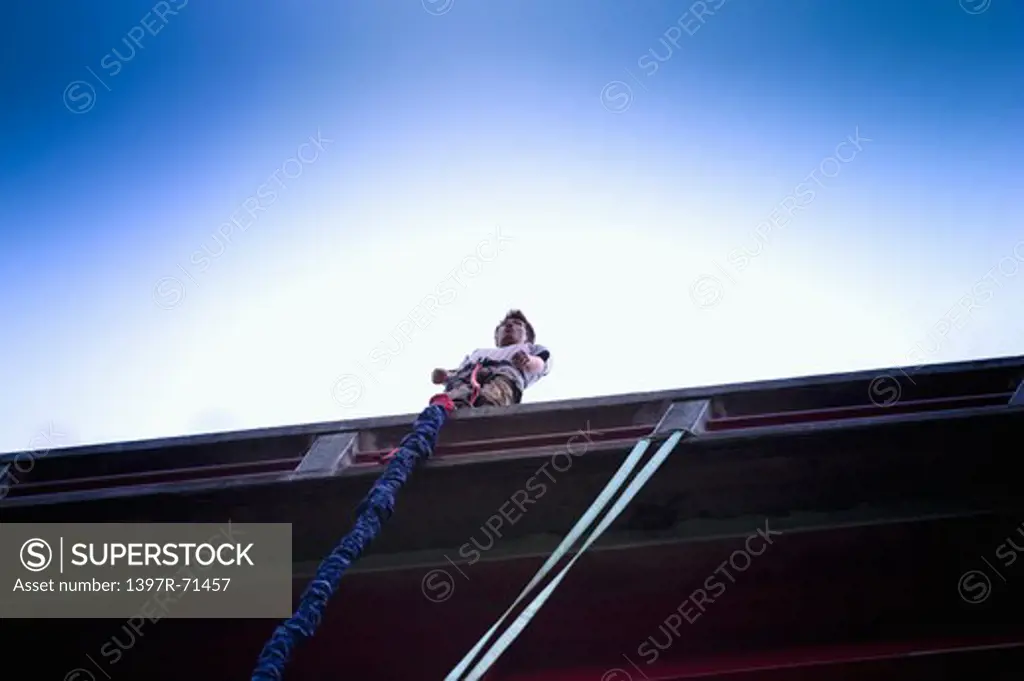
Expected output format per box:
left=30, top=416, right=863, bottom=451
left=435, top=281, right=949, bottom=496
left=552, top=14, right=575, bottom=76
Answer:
left=495, top=309, right=535, bottom=347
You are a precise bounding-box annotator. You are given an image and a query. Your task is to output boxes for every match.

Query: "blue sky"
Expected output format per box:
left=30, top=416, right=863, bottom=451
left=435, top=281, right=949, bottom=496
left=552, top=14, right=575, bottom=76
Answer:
left=1, top=0, right=1022, bottom=452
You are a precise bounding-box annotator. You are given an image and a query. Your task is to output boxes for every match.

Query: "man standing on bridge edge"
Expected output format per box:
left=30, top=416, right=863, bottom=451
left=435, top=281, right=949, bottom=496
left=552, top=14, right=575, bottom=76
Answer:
left=431, top=309, right=551, bottom=409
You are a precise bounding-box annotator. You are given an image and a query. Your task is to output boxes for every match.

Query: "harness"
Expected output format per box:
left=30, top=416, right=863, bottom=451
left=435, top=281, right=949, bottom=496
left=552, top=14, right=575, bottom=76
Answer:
left=450, top=359, right=521, bottom=405
left=464, top=362, right=486, bottom=406
left=379, top=362, right=515, bottom=463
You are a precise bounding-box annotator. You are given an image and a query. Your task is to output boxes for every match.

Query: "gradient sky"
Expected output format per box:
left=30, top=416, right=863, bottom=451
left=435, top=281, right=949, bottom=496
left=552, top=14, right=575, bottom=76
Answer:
left=1, top=0, right=1022, bottom=453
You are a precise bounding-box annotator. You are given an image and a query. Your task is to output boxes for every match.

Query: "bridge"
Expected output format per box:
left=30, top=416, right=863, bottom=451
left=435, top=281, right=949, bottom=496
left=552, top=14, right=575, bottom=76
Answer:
left=2, top=355, right=1023, bottom=679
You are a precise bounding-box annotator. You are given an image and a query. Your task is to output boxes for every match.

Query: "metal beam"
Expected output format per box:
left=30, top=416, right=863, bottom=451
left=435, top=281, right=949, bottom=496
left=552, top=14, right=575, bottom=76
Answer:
left=497, top=636, right=1024, bottom=680
left=293, top=431, right=357, bottom=474
left=706, top=391, right=1012, bottom=430
left=5, top=402, right=1022, bottom=510
left=289, top=506, right=997, bottom=577
left=697, top=402, right=1022, bottom=444
left=0, top=463, right=11, bottom=498
left=652, top=399, right=711, bottom=436
left=0, top=438, right=637, bottom=509
left=7, top=353, right=1023, bottom=462
left=1011, top=379, right=1024, bottom=405
left=354, top=424, right=652, bottom=463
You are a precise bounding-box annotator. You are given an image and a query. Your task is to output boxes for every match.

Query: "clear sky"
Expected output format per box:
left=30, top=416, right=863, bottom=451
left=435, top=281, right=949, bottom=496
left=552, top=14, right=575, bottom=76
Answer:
left=1, top=0, right=1022, bottom=452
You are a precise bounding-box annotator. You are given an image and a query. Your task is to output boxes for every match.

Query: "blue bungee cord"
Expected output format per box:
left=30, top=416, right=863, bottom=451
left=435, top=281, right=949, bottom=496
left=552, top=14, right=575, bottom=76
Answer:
left=250, top=395, right=455, bottom=681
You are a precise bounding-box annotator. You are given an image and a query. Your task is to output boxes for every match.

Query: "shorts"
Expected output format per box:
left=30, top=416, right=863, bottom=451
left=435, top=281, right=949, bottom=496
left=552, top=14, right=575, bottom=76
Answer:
left=446, top=372, right=518, bottom=408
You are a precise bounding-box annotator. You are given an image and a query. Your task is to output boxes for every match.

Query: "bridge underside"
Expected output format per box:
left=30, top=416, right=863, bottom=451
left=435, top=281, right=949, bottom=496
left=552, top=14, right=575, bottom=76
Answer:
left=3, top=356, right=1023, bottom=679
left=9, top=513, right=1024, bottom=679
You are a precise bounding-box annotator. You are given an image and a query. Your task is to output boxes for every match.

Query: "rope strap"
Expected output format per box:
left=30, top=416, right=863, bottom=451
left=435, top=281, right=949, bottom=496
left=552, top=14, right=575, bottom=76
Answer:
left=468, top=363, right=483, bottom=406
left=443, top=438, right=653, bottom=680
left=446, top=430, right=689, bottom=681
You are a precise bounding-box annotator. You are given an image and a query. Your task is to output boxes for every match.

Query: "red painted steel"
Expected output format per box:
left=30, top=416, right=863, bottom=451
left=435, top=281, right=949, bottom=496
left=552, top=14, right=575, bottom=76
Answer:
left=499, top=637, right=1024, bottom=680
left=3, top=456, right=301, bottom=497
left=704, top=392, right=1012, bottom=431
left=353, top=424, right=654, bottom=463
left=14, top=390, right=1005, bottom=496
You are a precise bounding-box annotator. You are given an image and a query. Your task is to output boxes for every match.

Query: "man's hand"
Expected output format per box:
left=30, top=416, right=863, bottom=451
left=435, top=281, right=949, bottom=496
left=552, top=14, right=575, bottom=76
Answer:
left=512, top=351, right=544, bottom=374
left=431, top=368, right=450, bottom=385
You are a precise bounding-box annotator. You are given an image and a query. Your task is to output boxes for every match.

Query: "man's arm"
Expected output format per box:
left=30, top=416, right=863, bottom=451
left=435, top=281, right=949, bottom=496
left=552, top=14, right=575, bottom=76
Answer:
left=432, top=355, right=470, bottom=384
left=531, top=344, right=551, bottom=376
left=513, top=344, right=551, bottom=376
